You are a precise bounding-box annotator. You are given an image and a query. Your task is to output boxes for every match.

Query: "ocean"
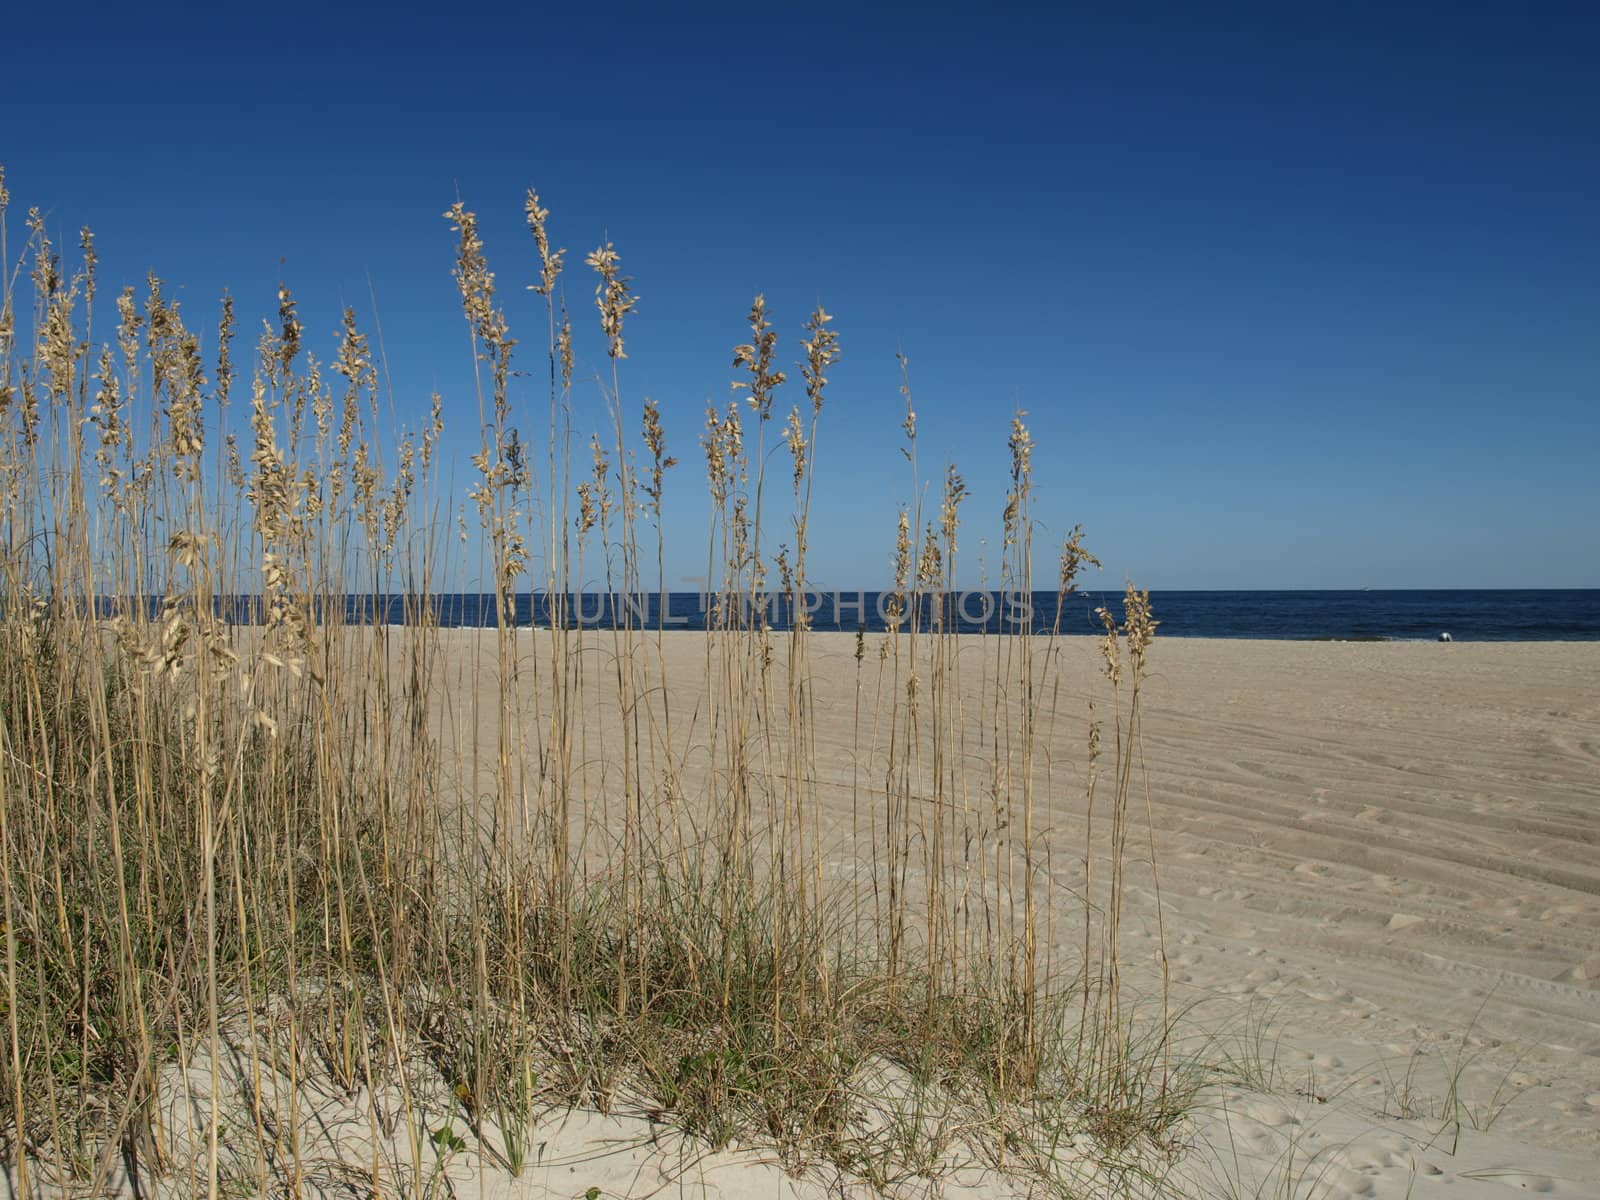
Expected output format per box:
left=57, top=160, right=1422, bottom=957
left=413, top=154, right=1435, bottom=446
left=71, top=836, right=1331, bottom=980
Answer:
left=295, top=589, right=1599, bottom=642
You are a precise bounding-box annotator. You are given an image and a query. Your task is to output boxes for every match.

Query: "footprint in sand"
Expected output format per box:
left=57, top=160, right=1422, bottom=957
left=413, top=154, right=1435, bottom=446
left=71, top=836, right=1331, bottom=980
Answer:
left=1494, top=1173, right=1557, bottom=1193
left=1235, top=1096, right=1300, bottom=1128
left=1315, top=1164, right=1377, bottom=1198
left=1293, top=1048, right=1345, bottom=1069
left=1306, top=986, right=1357, bottom=1004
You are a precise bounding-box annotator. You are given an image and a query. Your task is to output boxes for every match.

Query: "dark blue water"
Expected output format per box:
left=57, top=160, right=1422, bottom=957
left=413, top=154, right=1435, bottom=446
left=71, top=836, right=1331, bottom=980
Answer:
left=114, top=589, right=1597, bottom=641
left=1118, top=590, right=1600, bottom=641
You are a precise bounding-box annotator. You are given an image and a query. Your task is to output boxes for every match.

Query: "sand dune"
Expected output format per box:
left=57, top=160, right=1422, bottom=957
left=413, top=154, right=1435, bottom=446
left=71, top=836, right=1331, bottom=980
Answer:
left=398, top=630, right=1600, bottom=1196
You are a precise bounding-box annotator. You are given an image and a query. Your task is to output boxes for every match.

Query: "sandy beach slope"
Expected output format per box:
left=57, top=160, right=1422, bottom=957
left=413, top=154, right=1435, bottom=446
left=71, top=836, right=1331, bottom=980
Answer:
left=377, top=629, right=1596, bottom=1197
left=1104, top=637, right=1599, bottom=1197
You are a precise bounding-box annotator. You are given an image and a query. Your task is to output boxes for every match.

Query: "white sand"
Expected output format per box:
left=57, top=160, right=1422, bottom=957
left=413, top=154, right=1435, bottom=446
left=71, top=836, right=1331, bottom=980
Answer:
left=1120, top=637, right=1600, bottom=1197
left=403, top=630, right=1600, bottom=1197
left=28, top=631, right=1596, bottom=1198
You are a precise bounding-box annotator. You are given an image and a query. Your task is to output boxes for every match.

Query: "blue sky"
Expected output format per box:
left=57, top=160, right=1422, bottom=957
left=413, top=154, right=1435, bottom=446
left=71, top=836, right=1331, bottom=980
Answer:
left=6, top=2, right=1597, bottom=588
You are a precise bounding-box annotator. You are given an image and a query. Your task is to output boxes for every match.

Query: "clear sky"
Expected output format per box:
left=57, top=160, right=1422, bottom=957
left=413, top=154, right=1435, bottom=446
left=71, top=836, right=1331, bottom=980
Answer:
left=6, top=2, right=1597, bottom=589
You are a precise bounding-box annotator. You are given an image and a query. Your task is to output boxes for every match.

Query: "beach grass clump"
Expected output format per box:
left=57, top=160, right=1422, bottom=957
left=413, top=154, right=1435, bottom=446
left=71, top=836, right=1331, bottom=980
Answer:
left=0, top=164, right=1179, bottom=1196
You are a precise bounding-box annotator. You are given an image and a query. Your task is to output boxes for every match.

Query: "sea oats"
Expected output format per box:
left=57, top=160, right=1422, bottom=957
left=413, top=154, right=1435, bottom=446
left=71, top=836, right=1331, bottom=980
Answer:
left=1057, top=524, right=1098, bottom=595
left=939, top=464, right=968, bottom=554
left=0, top=173, right=1185, bottom=1198
left=1122, top=584, right=1158, bottom=675
left=1096, top=603, right=1122, bottom=686
left=885, top=507, right=911, bottom=629
left=79, top=227, right=96, bottom=306
left=91, top=344, right=123, bottom=490
left=917, top=524, right=942, bottom=590
left=585, top=243, right=635, bottom=360
left=215, top=293, right=235, bottom=411
left=732, top=295, right=784, bottom=420
left=558, top=302, right=574, bottom=390
left=897, top=352, right=916, bottom=451
left=1002, top=412, right=1033, bottom=545
left=784, top=406, right=805, bottom=490
left=276, top=283, right=302, bottom=372
left=800, top=305, right=839, bottom=416
left=641, top=398, right=676, bottom=520
left=525, top=187, right=565, bottom=297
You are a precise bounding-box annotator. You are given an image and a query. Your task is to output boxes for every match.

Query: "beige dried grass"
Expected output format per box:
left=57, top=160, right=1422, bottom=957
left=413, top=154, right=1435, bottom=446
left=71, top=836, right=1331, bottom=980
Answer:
left=0, top=167, right=1178, bottom=1198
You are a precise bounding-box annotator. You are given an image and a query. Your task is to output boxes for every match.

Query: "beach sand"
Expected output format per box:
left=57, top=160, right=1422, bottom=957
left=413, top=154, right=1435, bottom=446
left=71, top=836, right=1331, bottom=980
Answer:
left=60, top=630, right=1594, bottom=1199
left=385, top=630, right=1600, bottom=1197
left=1096, top=636, right=1600, bottom=1197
